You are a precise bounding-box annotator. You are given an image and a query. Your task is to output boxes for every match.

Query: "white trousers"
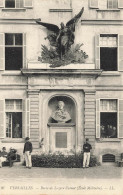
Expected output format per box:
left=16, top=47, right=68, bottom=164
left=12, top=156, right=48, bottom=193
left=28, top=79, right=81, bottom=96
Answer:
left=24, top=151, right=32, bottom=168
left=0, top=157, right=6, bottom=167
left=83, top=152, right=90, bottom=167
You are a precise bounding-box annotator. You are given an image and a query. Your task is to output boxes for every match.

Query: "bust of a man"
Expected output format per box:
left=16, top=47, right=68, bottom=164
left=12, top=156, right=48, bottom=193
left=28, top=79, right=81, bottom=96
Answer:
left=51, top=101, right=71, bottom=123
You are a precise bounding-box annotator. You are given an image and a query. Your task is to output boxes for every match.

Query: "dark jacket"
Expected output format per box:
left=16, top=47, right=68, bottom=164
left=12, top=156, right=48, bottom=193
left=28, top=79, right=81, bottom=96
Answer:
left=7, top=149, right=17, bottom=161
left=83, top=143, right=92, bottom=153
left=23, top=141, right=32, bottom=153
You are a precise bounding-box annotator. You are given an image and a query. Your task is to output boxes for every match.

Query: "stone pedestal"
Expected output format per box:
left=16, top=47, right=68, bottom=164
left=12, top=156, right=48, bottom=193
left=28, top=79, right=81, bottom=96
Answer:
left=48, top=123, right=75, bottom=153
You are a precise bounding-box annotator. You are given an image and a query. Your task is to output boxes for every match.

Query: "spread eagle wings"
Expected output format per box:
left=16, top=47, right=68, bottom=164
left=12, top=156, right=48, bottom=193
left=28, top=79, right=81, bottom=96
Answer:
left=66, top=7, right=84, bottom=31
left=36, top=20, right=60, bottom=34
left=36, top=7, right=84, bottom=33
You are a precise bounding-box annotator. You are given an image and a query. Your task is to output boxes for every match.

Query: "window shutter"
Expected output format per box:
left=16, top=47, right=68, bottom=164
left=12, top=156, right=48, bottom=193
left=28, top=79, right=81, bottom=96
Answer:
left=26, top=98, right=30, bottom=138
left=95, top=35, right=100, bottom=69
left=90, top=0, right=98, bottom=8
left=0, top=0, right=4, bottom=7
left=0, top=33, right=5, bottom=70
left=96, top=99, right=100, bottom=138
left=118, top=0, right=123, bottom=8
left=22, top=99, right=30, bottom=138
left=22, top=99, right=26, bottom=138
left=0, top=100, right=5, bottom=138
left=118, top=99, right=123, bottom=138
left=23, top=33, right=26, bottom=69
left=24, top=0, right=33, bottom=7
left=118, top=35, right=123, bottom=71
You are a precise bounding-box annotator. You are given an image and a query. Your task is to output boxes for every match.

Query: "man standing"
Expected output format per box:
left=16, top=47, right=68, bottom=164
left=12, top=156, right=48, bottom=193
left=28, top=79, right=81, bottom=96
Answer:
left=83, top=138, right=92, bottom=168
left=23, top=137, right=33, bottom=169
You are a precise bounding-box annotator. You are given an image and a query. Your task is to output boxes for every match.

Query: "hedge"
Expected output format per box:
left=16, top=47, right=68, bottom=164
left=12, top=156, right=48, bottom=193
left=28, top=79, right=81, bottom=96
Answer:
left=29, top=153, right=100, bottom=168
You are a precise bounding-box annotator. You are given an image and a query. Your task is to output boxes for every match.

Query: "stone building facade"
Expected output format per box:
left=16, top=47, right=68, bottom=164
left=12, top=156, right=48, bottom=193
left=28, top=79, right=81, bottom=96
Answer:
left=0, top=0, right=123, bottom=164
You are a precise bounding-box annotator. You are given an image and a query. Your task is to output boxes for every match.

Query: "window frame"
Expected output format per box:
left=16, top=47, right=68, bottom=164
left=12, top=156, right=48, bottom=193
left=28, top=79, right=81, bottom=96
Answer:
left=89, top=0, right=123, bottom=9
left=95, top=33, right=121, bottom=71
left=107, top=0, right=118, bottom=9
left=5, top=33, right=23, bottom=71
left=0, top=0, right=33, bottom=9
left=0, top=33, right=26, bottom=71
left=96, top=98, right=119, bottom=139
left=0, top=98, right=30, bottom=140
left=5, top=99, right=22, bottom=139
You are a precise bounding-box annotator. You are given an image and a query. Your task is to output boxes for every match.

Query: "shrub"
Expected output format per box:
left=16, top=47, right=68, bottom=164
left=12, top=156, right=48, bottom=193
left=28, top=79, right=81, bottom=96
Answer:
left=30, top=153, right=100, bottom=168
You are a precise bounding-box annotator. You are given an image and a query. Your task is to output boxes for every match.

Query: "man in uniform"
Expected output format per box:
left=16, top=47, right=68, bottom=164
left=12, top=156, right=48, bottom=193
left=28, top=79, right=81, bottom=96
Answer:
left=83, top=138, right=92, bottom=168
left=23, top=137, right=33, bottom=169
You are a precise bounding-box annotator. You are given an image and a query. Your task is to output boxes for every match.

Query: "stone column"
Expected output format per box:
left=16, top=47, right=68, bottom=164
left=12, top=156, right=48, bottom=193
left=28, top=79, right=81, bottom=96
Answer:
left=84, top=90, right=96, bottom=152
left=28, top=90, right=40, bottom=149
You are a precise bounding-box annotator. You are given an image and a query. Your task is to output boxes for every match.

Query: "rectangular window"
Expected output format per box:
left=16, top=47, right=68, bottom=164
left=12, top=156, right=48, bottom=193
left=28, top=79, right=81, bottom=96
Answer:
left=100, top=99, right=117, bottom=138
left=5, top=100, right=22, bottom=138
left=5, top=0, right=24, bottom=8
left=100, top=34, right=117, bottom=71
left=107, top=0, right=118, bottom=9
left=5, top=33, right=23, bottom=70
left=90, top=0, right=118, bottom=9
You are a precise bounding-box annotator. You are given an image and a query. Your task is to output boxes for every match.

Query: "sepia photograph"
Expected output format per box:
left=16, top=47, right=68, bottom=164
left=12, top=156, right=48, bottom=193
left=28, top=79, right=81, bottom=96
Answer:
left=0, top=0, right=123, bottom=194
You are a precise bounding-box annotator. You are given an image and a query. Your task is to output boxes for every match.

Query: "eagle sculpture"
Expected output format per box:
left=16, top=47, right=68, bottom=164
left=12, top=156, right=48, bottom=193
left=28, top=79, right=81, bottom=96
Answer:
left=36, top=7, right=84, bottom=58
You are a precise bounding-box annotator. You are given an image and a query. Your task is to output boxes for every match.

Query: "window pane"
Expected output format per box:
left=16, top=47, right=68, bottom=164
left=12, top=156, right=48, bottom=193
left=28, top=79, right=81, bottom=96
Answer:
left=100, top=47, right=117, bottom=71
left=16, top=0, right=24, bottom=8
left=5, top=47, right=22, bottom=70
left=100, top=112, right=117, bottom=138
left=100, top=99, right=117, bottom=111
left=5, top=0, right=15, bottom=8
left=109, top=100, right=117, bottom=110
left=113, top=0, right=117, bottom=8
left=5, top=34, right=13, bottom=45
left=108, top=0, right=118, bottom=9
left=6, top=113, right=12, bottom=138
left=100, top=100, right=108, bottom=111
left=16, top=100, right=22, bottom=110
left=6, top=100, right=14, bottom=110
left=12, top=112, right=22, bottom=138
left=15, top=34, right=22, bottom=45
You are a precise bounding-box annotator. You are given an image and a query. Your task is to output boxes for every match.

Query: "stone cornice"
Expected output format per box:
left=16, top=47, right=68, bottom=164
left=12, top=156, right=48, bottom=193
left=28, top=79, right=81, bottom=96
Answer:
left=81, top=19, right=123, bottom=25
left=47, top=123, right=75, bottom=127
left=21, top=69, right=102, bottom=78
left=0, top=18, right=37, bottom=24
left=0, top=18, right=122, bottom=25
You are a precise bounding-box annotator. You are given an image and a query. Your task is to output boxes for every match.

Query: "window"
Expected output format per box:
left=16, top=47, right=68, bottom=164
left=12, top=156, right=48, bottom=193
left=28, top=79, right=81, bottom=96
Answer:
left=95, top=34, right=123, bottom=71
left=0, top=0, right=33, bottom=9
left=0, top=33, right=26, bottom=70
left=107, top=0, right=118, bottom=9
left=100, top=100, right=117, bottom=138
left=96, top=99, right=123, bottom=139
left=100, top=34, right=117, bottom=71
left=89, top=0, right=122, bottom=9
left=5, top=100, right=22, bottom=138
left=0, top=99, right=30, bottom=139
left=5, top=33, right=23, bottom=70
left=5, top=0, right=24, bottom=8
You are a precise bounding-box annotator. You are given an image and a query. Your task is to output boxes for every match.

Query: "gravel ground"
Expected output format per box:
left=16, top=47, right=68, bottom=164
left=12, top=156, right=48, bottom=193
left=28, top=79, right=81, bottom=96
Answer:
left=0, top=165, right=122, bottom=195
left=0, top=165, right=122, bottom=179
